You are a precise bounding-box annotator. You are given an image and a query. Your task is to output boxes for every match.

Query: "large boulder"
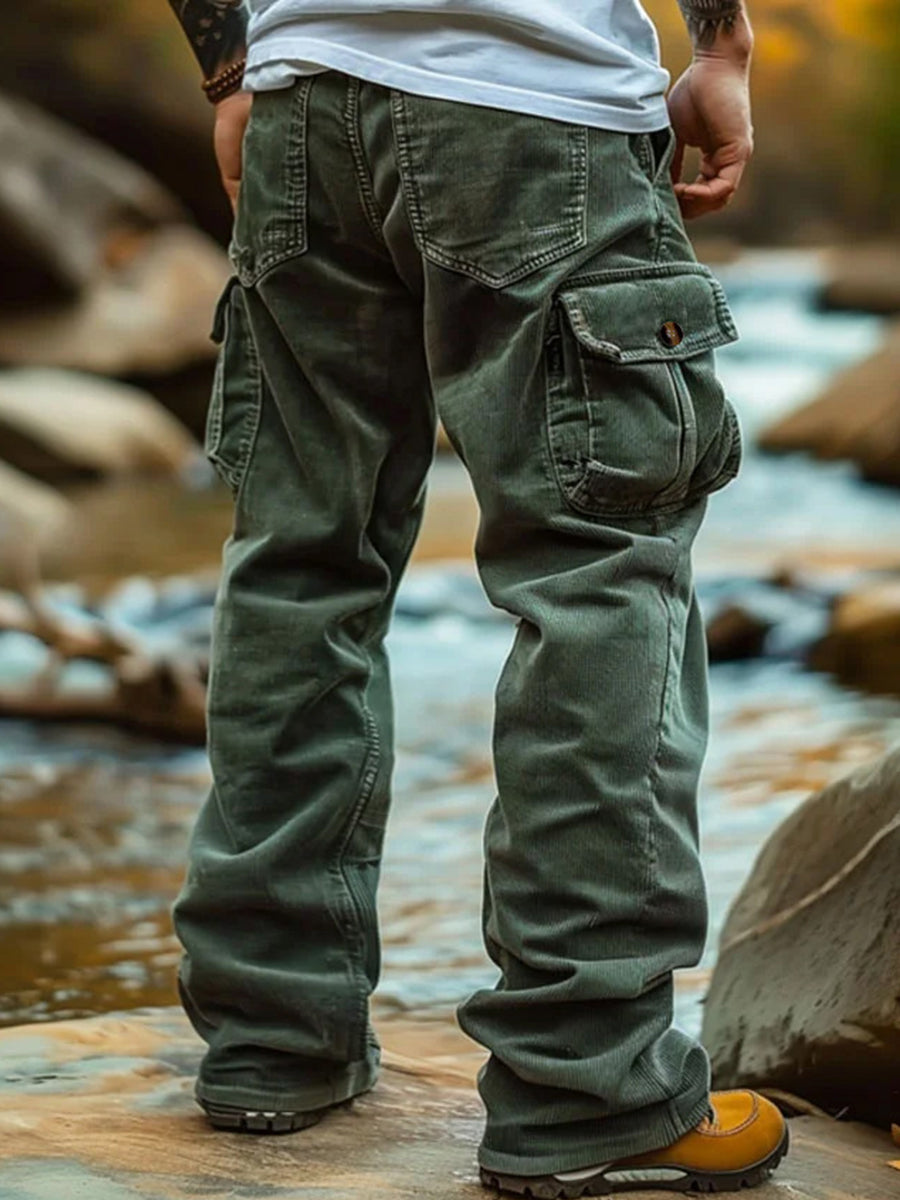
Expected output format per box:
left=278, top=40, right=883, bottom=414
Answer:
left=702, top=749, right=900, bottom=1130
left=0, top=90, right=229, bottom=438
left=0, top=370, right=200, bottom=482
left=0, top=225, right=227, bottom=428
left=0, top=92, right=183, bottom=304
left=0, top=461, right=72, bottom=554
left=758, top=321, right=900, bottom=487
left=810, top=578, right=900, bottom=695
left=823, top=243, right=900, bottom=315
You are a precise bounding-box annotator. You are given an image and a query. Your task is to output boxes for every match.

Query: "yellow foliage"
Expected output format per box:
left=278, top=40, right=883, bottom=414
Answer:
left=753, top=26, right=808, bottom=68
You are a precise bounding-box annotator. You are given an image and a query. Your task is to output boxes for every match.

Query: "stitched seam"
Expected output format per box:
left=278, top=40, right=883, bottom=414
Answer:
left=561, top=261, right=718, bottom=288
left=639, top=530, right=678, bottom=919
left=206, top=290, right=264, bottom=498
left=332, top=701, right=382, bottom=1062
left=634, top=131, right=654, bottom=177
left=343, top=77, right=388, bottom=246
left=420, top=230, right=587, bottom=288
left=271, top=80, right=308, bottom=252
left=702, top=1094, right=760, bottom=1137
left=544, top=301, right=590, bottom=501
left=390, top=91, right=430, bottom=260
left=230, top=321, right=264, bottom=505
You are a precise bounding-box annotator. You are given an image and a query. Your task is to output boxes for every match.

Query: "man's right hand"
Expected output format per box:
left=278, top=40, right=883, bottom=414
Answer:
left=667, top=25, right=754, bottom=220
left=214, top=91, right=253, bottom=212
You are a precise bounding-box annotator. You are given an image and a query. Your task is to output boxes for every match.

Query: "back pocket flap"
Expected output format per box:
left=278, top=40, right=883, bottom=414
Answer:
left=558, top=267, right=738, bottom=363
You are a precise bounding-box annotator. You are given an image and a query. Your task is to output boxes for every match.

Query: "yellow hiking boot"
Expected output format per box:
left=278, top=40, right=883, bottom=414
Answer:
left=481, top=1090, right=789, bottom=1196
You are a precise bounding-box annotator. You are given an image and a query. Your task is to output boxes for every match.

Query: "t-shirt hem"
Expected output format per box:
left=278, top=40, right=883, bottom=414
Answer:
left=244, top=38, right=670, bottom=133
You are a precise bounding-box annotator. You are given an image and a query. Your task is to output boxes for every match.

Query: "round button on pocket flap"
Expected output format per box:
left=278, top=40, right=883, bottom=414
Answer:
left=659, top=320, right=685, bottom=348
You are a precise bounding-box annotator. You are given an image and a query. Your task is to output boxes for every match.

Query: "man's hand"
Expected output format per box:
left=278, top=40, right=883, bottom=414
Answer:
left=668, top=19, right=754, bottom=220
left=214, top=91, right=253, bottom=212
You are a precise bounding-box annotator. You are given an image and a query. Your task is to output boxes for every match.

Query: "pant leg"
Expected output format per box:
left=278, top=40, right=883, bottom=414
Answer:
left=174, top=73, right=436, bottom=1111
left=387, top=92, right=742, bottom=1174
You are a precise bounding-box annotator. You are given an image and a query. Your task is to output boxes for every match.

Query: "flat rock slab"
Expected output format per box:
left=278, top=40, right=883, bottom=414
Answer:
left=0, top=1010, right=896, bottom=1200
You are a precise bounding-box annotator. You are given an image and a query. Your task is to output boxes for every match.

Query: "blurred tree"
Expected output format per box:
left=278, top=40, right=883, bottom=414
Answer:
left=645, top=0, right=900, bottom=240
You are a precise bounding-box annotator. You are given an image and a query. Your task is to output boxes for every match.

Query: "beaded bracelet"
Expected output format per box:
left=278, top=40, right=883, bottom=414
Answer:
left=202, top=58, right=247, bottom=105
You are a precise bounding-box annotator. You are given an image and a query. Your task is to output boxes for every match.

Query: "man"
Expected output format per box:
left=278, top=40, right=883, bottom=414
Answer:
left=169, top=1, right=788, bottom=1194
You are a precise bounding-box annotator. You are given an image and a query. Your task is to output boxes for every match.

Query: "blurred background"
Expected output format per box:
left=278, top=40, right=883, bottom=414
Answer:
left=1, top=0, right=899, bottom=1138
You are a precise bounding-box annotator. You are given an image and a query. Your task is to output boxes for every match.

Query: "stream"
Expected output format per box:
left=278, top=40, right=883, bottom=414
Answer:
left=1, top=249, right=899, bottom=1043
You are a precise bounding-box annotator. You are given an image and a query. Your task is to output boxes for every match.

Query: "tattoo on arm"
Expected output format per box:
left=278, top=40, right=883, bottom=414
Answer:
left=168, top=0, right=249, bottom=79
left=676, top=0, right=742, bottom=48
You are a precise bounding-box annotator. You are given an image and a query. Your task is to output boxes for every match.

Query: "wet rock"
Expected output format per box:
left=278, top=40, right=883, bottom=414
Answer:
left=758, top=320, right=900, bottom=486
left=706, top=603, right=772, bottom=662
left=700, top=572, right=833, bottom=663
left=810, top=578, right=900, bottom=696
left=823, top=243, right=900, bottom=315
left=0, top=370, right=199, bottom=482
left=702, top=748, right=900, bottom=1130
left=0, top=1008, right=895, bottom=1200
left=0, top=225, right=228, bottom=380
left=0, top=91, right=183, bottom=304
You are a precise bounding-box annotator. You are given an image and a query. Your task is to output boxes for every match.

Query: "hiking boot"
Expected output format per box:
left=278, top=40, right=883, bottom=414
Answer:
left=481, top=1090, right=789, bottom=1196
left=199, top=1098, right=347, bottom=1134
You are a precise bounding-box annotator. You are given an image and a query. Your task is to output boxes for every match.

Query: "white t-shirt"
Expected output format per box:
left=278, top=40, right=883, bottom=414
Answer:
left=244, top=1, right=671, bottom=132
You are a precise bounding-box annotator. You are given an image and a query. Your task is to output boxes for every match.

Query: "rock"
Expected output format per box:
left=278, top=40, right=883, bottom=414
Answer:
left=0, top=225, right=228, bottom=379
left=0, top=460, right=72, bottom=552
left=701, top=748, right=900, bottom=1129
left=0, top=91, right=183, bottom=304
left=0, top=92, right=228, bottom=438
left=0, top=1008, right=895, bottom=1199
left=700, top=571, right=834, bottom=664
left=758, top=321, right=900, bottom=486
left=823, top=243, right=900, bottom=315
left=0, top=369, right=200, bottom=482
left=810, top=578, right=900, bottom=695
left=706, top=603, right=772, bottom=662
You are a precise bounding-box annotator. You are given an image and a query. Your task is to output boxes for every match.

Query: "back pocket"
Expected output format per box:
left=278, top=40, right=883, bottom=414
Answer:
left=545, top=264, right=742, bottom=518
left=392, top=92, right=587, bottom=288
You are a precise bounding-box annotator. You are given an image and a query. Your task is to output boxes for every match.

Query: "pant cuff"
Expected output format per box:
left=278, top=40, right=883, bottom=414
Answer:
left=195, top=1053, right=379, bottom=1113
left=477, top=1085, right=712, bottom=1176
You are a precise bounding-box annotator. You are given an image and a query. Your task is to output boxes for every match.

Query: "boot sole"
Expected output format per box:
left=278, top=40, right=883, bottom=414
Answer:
left=480, top=1126, right=790, bottom=1197
left=200, top=1098, right=350, bottom=1134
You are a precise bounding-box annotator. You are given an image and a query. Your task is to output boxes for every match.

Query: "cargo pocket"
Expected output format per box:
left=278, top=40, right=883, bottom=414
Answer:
left=205, top=278, right=263, bottom=497
left=545, top=264, right=742, bottom=519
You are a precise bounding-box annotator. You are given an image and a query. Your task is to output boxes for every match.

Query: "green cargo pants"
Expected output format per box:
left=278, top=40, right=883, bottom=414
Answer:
left=174, top=69, right=742, bottom=1176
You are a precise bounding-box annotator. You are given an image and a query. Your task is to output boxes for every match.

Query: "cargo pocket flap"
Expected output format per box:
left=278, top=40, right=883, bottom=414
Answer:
left=558, top=267, right=738, bottom=363
left=211, top=276, right=240, bottom=345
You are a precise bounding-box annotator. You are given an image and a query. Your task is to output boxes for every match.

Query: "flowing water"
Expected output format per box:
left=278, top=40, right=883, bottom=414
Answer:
left=1, top=250, right=899, bottom=1043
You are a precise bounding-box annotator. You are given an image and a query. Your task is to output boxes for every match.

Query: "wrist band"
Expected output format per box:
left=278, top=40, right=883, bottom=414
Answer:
left=202, top=58, right=247, bottom=105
